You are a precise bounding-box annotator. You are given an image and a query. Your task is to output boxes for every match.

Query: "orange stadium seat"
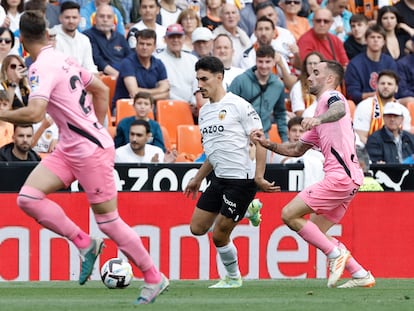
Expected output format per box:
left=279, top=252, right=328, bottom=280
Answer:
left=115, top=98, right=134, bottom=125
left=268, top=123, right=282, bottom=144
left=156, top=99, right=194, bottom=146
left=161, top=125, right=172, bottom=151
left=177, top=125, right=203, bottom=156
left=99, top=75, right=116, bottom=104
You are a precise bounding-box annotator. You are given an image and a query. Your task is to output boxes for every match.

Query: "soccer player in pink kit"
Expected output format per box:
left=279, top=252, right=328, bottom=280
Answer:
left=251, top=60, right=376, bottom=288
left=0, top=11, right=168, bottom=304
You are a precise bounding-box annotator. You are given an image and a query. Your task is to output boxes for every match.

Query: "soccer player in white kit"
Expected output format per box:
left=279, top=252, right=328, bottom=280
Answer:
left=0, top=11, right=168, bottom=304
left=251, top=60, right=375, bottom=289
left=184, top=56, right=279, bottom=288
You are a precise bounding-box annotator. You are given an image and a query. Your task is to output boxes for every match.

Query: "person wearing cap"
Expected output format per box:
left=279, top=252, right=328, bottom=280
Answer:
left=83, top=4, right=131, bottom=78
left=366, top=101, right=414, bottom=164
left=213, top=3, right=251, bottom=67
left=191, top=26, right=214, bottom=59
left=353, top=70, right=412, bottom=147
left=156, top=24, right=198, bottom=111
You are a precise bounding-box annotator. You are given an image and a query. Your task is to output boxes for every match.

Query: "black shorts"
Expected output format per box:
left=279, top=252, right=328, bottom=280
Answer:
left=197, top=174, right=257, bottom=222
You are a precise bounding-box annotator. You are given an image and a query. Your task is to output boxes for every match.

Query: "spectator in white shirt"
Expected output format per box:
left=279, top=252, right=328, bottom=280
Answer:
left=53, top=1, right=98, bottom=73
left=115, top=119, right=176, bottom=163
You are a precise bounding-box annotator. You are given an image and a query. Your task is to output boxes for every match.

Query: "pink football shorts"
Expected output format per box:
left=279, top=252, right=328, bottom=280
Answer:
left=298, top=174, right=359, bottom=223
left=41, top=146, right=117, bottom=204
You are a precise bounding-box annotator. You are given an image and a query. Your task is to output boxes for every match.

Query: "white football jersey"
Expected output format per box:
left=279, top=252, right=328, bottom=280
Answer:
left=199, top=92, right=263, bottom=179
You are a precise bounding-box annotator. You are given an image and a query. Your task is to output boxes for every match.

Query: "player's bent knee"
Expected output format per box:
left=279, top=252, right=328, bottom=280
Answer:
left=17, top=194, right=42, bottom=218
left=281, top=208, right=290, bottom=225
left=190, top=224, right=208, bottom=236
left=17, top=186, right=45, bottom=214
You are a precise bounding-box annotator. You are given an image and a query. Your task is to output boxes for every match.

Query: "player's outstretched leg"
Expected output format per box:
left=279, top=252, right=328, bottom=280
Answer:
left=296, top=220, right=349, bottom=288
left=94, top=210, right=169, bottom=304
left=17, top=186, right=103, bottom=285
left=79, top=238, right=104, bottom=285
left=245, top=198, right=263, bottom=227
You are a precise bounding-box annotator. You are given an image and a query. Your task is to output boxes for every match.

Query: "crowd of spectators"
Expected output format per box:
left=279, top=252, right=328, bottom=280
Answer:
left=0, top=0, right=413, bottom=167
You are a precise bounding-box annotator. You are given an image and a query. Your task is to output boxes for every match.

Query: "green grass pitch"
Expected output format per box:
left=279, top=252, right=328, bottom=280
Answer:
left=0, top=279, right=413, bottom=311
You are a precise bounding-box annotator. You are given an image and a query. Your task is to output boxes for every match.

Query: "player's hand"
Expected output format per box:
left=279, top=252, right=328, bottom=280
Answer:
left=255, top=177, right=281, bottom=193
left=301, top=117, right=321, bottom=131
left=151, top=153, right=160, bottom=163
left=164, top=149, right=177, bottom=163
left=184, top=177, right=201, bottom=200
left=250, top=129, right=268, bottom=147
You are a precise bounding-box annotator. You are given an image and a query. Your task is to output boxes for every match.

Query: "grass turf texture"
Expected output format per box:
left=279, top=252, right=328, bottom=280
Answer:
left=0, top=279, right=413, bottom=311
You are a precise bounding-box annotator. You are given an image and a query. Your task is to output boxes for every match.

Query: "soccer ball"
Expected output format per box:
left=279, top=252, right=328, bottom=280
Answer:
left=100, top=258, right=133, bottom=289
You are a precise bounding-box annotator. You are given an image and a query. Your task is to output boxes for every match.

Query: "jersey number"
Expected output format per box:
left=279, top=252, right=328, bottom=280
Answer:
left=70, top=75, right=91, bottom=115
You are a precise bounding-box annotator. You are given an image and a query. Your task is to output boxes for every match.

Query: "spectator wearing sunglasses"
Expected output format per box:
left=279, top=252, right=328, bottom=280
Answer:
left=279, top=0, right=310, bottom=41
left=0, top=54, right=29, bottom=109
left=0, top=27, right=14, bottom=70
left=308, top=0, right=352, bottom=42
left=298, top=8, right=348, bottom=67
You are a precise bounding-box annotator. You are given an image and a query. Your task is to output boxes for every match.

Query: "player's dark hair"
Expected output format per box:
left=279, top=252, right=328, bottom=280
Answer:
left=134, top=91, right=154, bottom=107
left=322, top=60, right=344, bottom=86
left=378, top=69, right=400, bottom=85
left=135, top=29, right=157, bottom=43
left=255, top=16, right=275, bottom=30
left=195, top=56, right=224, bottom=75
left=60, top=1, right=80, bottom=14
left=256, top=45, right=275, bottom=58
left=19, top=10, right=47, bottom=43
left=130, top=119, right=151, bottom=134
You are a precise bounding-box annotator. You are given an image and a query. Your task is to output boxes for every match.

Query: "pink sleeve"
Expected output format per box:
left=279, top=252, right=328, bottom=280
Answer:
left=300, top=127, right=319, bottom=148
left=79, top=65, right=93, bottom=88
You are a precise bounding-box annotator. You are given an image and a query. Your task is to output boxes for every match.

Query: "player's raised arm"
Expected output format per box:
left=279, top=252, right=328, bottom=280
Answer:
left=250, top=129, right=311, bottom=157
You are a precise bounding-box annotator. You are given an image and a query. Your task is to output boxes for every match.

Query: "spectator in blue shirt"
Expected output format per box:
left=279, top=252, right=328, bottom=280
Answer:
left=83, top=4, right=131, bottom=78
left=345, top=24, right=398, bottom=104
left=112, top=29, right=169, bottom=112
left=114, top=92, right=165, bottom=151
